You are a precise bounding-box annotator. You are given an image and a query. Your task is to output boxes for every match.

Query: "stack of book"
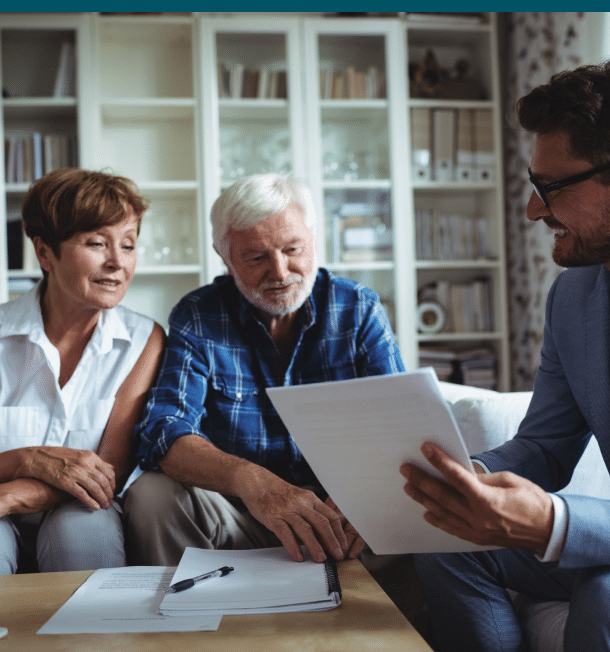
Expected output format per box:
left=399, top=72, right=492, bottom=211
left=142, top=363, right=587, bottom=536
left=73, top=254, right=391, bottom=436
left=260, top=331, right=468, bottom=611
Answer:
left=419, top=345, right=497, bottom=390
left=418, top=347, right=455, bottom=382
left=319, top=65, right=386, bottom=100
left=415, top=209, right=491, bottom=261
left=4, top=133, right=76, bottom=184
left=217, top=61, right=288, bottom=99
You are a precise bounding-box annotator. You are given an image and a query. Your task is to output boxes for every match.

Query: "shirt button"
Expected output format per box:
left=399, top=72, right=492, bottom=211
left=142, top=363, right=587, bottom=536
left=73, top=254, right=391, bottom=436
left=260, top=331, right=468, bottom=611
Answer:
left=235, top=391, right=242, bottom=399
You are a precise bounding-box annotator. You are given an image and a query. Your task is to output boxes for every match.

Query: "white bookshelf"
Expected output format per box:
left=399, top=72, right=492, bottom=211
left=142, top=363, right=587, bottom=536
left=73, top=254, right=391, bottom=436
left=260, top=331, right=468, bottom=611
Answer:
left=0, top=12, right=509, bottom=389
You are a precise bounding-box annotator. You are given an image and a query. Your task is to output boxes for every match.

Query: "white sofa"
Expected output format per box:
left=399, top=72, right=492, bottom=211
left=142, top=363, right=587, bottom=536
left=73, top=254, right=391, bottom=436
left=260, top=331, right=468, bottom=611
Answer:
left=439, top=381, right=610, bottom=652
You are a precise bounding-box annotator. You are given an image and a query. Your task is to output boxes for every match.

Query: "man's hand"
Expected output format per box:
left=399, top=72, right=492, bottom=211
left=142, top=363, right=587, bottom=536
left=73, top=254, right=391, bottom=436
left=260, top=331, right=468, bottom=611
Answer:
left=14, top=447, right=115, bottom=511
left=400, top=442, right=554, bottom=551
left=238, top=467, right=350, bottom=563
left=325, top=496, right=366, bottom=559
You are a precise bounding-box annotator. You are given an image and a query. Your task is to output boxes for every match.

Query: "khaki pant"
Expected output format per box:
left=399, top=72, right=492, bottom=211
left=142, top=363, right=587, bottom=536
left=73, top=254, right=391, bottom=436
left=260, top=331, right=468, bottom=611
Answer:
left=123, top=471, right=281, bottom=566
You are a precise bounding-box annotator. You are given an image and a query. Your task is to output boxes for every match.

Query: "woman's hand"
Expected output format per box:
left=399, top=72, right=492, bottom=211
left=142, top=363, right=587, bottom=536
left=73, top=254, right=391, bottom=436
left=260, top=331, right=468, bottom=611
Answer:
left=14, top=447, right=115, bottom=511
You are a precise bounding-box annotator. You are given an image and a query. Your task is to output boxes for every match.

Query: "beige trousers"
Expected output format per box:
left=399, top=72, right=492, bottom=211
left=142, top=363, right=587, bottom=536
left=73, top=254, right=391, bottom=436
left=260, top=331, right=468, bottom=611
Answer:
left=123, top=471, right=281, bottom=566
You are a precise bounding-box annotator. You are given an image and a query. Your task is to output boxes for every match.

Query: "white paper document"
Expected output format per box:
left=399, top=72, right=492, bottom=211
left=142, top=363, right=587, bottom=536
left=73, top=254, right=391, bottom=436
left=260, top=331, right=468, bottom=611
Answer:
left=37, top=567, right=222, bottom=634
left=159, top=546, right=341, bottom=616
left=267, top=367, right=491, bottom=555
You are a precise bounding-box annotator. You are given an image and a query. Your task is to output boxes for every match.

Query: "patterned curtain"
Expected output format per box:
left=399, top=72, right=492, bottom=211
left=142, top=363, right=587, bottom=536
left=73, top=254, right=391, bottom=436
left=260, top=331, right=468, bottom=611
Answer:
left=503, top=12, right=587, bottom=390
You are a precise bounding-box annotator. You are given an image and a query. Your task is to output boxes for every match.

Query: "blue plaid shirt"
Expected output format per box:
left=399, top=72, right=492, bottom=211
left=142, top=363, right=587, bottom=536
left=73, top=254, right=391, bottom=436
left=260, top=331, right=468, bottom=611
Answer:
left=135, top=268, right=404, bottom=487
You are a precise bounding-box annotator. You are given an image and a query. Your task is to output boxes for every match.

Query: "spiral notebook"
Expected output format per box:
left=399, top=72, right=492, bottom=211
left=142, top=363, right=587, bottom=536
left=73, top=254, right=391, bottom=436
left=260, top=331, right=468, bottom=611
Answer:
left=159, top=546, right=341, bottom=616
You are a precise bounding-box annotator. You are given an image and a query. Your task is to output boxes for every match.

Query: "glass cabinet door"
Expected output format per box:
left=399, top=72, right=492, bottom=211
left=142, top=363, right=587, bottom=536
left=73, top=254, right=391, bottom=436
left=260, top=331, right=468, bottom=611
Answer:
left=303, top=19, right=414, bottom=354
left=199, top=16, right=304, bottom=283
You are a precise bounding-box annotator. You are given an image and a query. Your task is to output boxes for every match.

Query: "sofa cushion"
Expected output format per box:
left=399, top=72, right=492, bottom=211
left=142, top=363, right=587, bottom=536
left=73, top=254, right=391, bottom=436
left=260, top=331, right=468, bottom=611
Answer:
left=439, top=382, right=610, bottom=499
left=448, top=391, right=533, bottom=455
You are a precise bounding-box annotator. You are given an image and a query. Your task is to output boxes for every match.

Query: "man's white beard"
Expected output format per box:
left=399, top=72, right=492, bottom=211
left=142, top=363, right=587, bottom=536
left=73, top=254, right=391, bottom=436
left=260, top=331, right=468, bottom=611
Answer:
left=232, top=262, right=318, bottom=317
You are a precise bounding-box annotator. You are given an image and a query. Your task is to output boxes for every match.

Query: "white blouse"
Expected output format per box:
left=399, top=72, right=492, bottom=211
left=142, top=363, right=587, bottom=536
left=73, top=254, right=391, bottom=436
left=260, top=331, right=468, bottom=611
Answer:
left=0, top=284, right=154, bottom=456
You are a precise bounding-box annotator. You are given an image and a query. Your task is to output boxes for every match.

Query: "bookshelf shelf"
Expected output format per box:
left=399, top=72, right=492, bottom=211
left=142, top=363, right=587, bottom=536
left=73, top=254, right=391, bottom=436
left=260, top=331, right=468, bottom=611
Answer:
left=418, top=331, right=504, bottom=342
left=219, top=99, right=289, bottom=121
left=415, top=260, right=500, bottom=269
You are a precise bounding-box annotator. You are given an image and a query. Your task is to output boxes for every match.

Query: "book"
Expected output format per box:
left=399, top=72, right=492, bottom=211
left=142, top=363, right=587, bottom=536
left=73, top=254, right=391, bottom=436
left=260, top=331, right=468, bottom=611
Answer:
left=159, top=546, right=341, bottom=616
left=53, top=41, right=75, bottom=98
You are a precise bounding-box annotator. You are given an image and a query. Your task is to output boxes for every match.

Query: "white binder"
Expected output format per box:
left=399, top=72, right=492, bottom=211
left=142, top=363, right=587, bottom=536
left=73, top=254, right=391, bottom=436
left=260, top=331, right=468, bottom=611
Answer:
left=410, top=107, right=431, bottom=181
left=456, top=109, right=476, bottom=181
left=474, top=109, right=495, bottom=181
left=432, top=108, right=455, bottom=182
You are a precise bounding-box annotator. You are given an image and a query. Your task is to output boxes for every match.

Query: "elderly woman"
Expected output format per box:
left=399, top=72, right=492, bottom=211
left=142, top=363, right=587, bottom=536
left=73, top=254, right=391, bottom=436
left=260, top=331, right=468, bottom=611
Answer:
left=0, top=168, right=165, bottom=574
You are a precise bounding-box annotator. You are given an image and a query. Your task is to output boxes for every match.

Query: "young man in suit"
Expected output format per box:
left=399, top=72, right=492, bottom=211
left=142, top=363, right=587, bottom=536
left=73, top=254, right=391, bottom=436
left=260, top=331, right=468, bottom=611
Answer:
left=403, top=61, right=610, bottom=651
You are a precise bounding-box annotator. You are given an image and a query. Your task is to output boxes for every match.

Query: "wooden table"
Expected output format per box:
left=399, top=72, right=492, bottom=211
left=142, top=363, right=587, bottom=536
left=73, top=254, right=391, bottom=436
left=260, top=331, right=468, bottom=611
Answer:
left=0, top=559, right=432, bottom=651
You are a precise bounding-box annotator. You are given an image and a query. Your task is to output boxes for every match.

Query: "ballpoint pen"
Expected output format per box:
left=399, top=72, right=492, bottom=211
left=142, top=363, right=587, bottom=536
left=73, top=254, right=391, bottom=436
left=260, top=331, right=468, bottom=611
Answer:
left=164, top=565, right=235, bottom=593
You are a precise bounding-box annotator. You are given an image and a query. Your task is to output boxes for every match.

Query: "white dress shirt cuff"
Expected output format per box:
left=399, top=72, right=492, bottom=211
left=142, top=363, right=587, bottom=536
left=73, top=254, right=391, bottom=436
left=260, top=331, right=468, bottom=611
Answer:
left=537, top=493, right=568, bottom=563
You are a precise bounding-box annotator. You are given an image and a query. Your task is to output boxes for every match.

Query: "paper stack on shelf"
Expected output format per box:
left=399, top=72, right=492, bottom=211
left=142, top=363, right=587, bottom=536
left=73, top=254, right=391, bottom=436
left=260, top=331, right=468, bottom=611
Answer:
left=455, top=347, right=498, bottom=390
left=418, top=346, right=456, bottom=382
left=419, top=345, right=497, bottom=390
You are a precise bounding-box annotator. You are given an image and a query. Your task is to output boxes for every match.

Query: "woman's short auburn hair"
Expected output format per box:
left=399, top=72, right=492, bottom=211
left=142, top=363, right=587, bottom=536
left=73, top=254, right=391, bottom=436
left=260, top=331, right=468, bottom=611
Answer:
left=22, top=167, right=149, bottom=256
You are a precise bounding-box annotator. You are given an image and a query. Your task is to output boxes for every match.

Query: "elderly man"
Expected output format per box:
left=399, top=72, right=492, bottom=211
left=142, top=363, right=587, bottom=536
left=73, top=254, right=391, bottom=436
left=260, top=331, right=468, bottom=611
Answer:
left=125, top=173, right=404, bottom=565
left=403, top=61, right=610, bottom=651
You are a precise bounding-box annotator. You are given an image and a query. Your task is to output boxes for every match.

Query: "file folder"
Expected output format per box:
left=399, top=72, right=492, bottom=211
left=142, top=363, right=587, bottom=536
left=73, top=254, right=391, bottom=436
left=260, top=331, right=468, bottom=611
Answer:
left=410, top=107, right=431, bottom=181
left=456, top=108, right=476, bottom=181
left=474, top=109, right=495, bottom=181
left=432, top=108, right=455, bottom=182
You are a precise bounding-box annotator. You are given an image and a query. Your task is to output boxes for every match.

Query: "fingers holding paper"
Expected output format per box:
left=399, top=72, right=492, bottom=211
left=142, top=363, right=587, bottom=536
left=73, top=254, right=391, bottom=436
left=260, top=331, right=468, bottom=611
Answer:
left=400, top=442, right=554, bottom=551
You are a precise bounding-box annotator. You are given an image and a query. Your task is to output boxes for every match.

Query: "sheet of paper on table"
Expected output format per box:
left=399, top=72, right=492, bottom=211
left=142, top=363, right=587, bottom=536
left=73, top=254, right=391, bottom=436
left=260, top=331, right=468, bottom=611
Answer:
left=267, top=367, right=495, bottom=555
left=37, top=567, right=222, bottom=634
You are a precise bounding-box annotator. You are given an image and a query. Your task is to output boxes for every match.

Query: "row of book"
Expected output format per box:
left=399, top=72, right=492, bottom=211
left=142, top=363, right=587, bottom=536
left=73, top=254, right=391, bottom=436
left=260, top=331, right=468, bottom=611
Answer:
left=415, top=209, right=492, bottom=261
left=319, top=65, right=386, bottom=100
left=4, top=133, right=77, bottom=184
left=217, top=61, right=288, bottom=99
left=411, top=107, right=495, bottom=182
left=419, top=345, right=497, bottom=390
left=419, top=278, right=494, bottom=334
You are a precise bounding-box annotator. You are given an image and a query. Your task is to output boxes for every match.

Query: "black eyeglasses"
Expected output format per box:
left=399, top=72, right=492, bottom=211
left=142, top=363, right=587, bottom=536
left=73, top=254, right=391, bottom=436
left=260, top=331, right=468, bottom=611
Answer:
left=528, top=162, right=610, bottom=208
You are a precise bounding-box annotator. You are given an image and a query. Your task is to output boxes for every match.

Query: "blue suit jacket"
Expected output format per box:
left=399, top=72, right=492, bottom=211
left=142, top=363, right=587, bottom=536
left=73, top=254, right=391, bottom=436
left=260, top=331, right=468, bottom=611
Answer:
left=475, top=265, right=610, bottom=569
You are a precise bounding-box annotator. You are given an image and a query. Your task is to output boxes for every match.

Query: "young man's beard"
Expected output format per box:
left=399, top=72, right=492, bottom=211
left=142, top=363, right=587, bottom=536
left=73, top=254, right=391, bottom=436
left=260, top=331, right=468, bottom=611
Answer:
left=552, top=230, right=610, bottom=267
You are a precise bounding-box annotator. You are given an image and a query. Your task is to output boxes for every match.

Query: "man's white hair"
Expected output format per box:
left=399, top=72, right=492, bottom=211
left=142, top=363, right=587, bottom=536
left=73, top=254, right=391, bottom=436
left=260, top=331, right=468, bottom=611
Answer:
left=211, top=173, right=317, bottom=261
